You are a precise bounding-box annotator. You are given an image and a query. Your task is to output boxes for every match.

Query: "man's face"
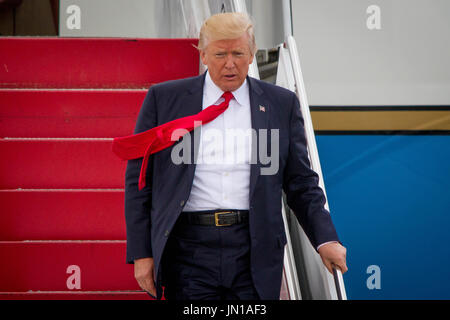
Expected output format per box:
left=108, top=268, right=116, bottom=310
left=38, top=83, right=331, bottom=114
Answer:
left=200, top=34, right=254, bottom=92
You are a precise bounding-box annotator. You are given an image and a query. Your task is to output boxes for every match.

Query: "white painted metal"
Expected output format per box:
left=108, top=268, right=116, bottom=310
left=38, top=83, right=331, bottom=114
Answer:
left=180, top=0, right=211, bottom=38
left=283, top=35, right=347, bottom=300
left=276, top=45, right=304, bottom=300
left=280, top=200, right=302, bottom=300
left=281, top=0, right=292, bottom=38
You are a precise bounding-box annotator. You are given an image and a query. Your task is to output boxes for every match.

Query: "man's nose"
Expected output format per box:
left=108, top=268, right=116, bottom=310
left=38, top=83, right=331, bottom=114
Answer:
left=225, top=54, right=235, bottom=69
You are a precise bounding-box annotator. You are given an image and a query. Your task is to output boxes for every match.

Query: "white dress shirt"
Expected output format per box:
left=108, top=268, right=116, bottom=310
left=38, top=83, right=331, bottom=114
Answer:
left=183, top=72, right=252, bottom=211
left=182, top=73, right=336, bottom=250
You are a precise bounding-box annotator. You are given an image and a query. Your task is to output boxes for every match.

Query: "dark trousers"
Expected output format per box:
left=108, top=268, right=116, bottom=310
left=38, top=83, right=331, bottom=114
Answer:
left=161, top=217, right=259, bottom=300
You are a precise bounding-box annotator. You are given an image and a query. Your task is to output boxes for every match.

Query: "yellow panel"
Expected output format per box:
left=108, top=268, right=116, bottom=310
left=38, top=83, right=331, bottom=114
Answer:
left=311, top=111, right=450, bottom=131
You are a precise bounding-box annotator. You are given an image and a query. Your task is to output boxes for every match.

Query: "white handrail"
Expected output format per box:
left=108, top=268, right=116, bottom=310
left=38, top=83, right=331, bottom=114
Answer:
left=281, top=199, right=303, bottom=300
left=285, top=35, right=347, bottom=300
left=281, top=0, right=293, bottom=38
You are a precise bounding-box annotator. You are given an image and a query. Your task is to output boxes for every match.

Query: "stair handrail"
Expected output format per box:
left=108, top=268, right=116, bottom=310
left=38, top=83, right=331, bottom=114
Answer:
left=284, top=35, right=347, bottom=300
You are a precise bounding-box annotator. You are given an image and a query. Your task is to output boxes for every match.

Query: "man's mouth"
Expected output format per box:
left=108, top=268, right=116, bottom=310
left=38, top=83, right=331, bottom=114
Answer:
left=224, top=74, right=236, bottom=80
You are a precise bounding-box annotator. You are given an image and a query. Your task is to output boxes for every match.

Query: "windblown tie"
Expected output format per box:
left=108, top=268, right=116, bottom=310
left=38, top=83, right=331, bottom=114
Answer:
left=112, top=91, right=234, bottom=190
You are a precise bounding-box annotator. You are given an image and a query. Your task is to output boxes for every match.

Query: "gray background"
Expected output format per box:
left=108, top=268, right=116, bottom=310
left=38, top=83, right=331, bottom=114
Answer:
left=292, top=0, right=450, bottom=106
left=59, top=0, right=450, bottom=106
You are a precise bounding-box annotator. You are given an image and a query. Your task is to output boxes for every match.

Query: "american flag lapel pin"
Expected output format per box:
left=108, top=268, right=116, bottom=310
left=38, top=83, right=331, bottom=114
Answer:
left=259, top=105, right=266, bottom=112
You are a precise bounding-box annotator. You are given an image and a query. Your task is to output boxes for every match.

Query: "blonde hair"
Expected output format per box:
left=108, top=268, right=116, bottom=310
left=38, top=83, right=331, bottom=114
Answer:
left=198, top=12, right=257, bottom=55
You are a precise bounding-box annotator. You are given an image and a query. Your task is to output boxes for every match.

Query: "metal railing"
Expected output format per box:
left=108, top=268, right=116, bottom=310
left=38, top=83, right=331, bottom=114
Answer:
left=277, top=35, right=347, bottom=300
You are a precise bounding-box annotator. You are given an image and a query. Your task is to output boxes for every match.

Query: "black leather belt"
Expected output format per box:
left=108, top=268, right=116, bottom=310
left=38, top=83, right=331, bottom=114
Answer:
left=179, top=210, right=249, bottom=227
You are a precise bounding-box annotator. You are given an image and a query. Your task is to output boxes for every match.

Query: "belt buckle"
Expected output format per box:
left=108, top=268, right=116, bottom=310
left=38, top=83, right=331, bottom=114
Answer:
left=215, top=211, right=232, bottom=227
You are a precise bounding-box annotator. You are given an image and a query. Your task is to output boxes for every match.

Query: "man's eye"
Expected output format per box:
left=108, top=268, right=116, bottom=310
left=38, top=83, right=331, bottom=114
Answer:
left=215, top=53, right=226, bottom=58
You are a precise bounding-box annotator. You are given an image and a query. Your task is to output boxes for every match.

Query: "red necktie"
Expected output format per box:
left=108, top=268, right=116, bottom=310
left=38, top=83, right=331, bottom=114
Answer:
left=112, top=91, right=234, bottom=190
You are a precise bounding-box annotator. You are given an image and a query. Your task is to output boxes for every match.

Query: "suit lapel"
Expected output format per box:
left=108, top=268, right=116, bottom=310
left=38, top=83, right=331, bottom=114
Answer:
left=185, top=73, right=205, bottom=116
left=248, top=77, right=269, bottom=202
left=185, top=73, right=206, bottom=179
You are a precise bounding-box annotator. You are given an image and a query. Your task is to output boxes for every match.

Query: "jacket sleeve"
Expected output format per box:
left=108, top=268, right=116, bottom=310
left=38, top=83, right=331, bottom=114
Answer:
left=282, top=93, right=340, bottom=250
left=124, top=86, right=157, bottom=264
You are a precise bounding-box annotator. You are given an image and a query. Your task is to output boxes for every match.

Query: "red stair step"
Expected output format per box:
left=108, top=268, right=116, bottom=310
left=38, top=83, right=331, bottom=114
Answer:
left=0, top=89, right=145, bottom=138
left=0, top=242, right=139, bottom=292
left=0, top=292, right=151, bottom=300
left=0, top=190, right=125, bottom=241
left=0, top=139, right=126, bottom=189
left=0, top=38, right=199, bottom=88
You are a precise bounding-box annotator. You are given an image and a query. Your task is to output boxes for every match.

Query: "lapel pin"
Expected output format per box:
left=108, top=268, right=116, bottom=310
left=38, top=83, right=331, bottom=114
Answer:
left=259, top=105, right=266, bottom=112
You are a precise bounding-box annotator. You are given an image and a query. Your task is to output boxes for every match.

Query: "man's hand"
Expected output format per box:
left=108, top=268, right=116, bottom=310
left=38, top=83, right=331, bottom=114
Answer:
left=134, top=257, right=157, bottom=298
left=318, top=242, right=348, bottom=274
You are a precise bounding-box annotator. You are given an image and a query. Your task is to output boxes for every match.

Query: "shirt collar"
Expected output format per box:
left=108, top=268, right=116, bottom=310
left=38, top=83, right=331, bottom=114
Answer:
left=204, top=71, right=249, bottom=107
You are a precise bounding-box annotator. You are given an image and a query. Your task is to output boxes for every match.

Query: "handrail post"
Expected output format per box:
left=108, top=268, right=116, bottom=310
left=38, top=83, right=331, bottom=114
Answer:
left=332, top=267, right=347, bottom=300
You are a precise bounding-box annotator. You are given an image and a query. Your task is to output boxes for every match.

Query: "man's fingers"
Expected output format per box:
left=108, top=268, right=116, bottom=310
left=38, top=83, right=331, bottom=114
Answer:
left=144, top=281, right=157, bottom=297
left=339, top=262, right=348, bottom=274
left=332, top=262, right=348, bottom=274
left=322, top=257, right=348, bottom=275
left=318, top=242, right=348, bottom=274
left=333, top=256, right=348, bottom=274
left=134, top=257, right=156, bottom=297
left=137, top=277, right=157, bottom=296
left=323, top=260, right=333, bottom=274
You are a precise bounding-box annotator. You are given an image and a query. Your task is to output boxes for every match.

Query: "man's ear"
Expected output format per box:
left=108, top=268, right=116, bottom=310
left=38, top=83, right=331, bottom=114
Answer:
left=200, top=50, right=208, bottom=66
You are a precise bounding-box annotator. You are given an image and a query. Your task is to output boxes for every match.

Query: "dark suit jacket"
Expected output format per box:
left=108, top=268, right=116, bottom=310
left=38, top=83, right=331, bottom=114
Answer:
left=124, top=73, right=340, bottom=299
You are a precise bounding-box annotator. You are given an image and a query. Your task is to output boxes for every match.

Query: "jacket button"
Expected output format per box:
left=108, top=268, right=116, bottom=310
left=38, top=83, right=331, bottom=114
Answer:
left=164, top=230, right=170, bottom=237
left=180, top=200, right=185, bottom=206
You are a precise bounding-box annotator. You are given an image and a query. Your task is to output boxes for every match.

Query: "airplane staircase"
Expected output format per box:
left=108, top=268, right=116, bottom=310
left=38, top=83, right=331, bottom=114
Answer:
left=0, top=37, right=199, bottom=299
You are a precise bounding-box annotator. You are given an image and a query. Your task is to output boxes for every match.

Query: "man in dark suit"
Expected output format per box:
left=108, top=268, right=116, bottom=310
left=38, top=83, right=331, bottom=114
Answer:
left=123, top=12, right=347, bottom=300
